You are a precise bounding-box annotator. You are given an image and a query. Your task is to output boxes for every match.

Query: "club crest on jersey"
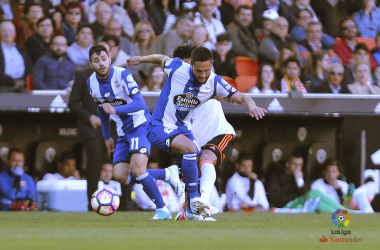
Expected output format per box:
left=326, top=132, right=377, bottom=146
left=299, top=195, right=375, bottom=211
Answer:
left=104, top=92, right=111, bottom=97
left=127, top=75, right=134, bottom=82
left=173, top=93, right=201, bottom=111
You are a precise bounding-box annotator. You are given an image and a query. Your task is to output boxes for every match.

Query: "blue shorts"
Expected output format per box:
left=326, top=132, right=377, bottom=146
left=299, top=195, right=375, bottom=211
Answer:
left=113, top=124, right=151, bottom=165
left=146, top=122, right=201, bottom=155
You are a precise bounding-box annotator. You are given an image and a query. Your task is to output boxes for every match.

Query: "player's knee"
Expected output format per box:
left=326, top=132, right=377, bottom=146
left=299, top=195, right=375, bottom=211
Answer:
left=131, top=164, right=145, bottom=177
left=183, top=143, right=197, bottom=153
left=200, top=150, right=217, bottom=165
left=113, top=165, right=129, bottom=184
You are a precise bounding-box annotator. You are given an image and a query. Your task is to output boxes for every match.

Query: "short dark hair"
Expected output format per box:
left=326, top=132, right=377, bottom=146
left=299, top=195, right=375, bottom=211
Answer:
left=37, top=16, right=52, bottom=27
left=298, top=8, right=313, bottom=18
left=66, top=2, right=82, bottom=11
left=287, top=152, right=303, bottom=162
left=59, top=151, right=76, bottom=163
left=191, top=46, right=213, bottom=65
left=236, top=151, right=253, bottom=164
left=339, top=17, right=357, bottom=30
left=26, top=3, right=43, bottom=14
left=77, top=23, right=92, bottom=34
left=89, top=44, right=109, bottom=61
left=236, top=5, right=251, bottom=15
left=7, top=148, right=24, bottom=160
left=102, top=34, right=120, bottom=47
left=284, top=56, right=300, bottom=68
left=354, top=42, right=369, bottom=54
left=173, top=45, right=195, bottom=60
left=216, top=33, right=230, bottom=43
left=323, top=158, right=339, bottom=171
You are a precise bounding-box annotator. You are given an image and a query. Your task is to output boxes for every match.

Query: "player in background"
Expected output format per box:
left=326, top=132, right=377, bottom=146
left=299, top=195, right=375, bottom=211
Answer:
left=127, top=47, right=267, bottom=220
left=98, top=161, right=122, bottom=196
left=87, top=44, right=173, bottom=220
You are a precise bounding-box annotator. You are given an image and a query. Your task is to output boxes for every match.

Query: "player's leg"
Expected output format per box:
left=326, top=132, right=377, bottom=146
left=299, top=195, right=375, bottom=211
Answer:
left=306, top=189, right=350, bottom=213
left=199, top=149, right=217, bottom=204
left=351, top=187, right=375, bottom=213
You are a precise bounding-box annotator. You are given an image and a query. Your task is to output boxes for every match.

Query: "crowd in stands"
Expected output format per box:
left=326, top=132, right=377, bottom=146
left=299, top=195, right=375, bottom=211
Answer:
left=1, top=0, right=380, bottom=94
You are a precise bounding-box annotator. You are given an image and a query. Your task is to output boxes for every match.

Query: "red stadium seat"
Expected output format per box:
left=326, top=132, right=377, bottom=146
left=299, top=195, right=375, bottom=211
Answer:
left=220, top=75, right=237, bottom=89
left=26, top=74, right=33, bottom=92
left=234, top=76, right=257, bottom=92
left=235, top=56, right=259, bottom=76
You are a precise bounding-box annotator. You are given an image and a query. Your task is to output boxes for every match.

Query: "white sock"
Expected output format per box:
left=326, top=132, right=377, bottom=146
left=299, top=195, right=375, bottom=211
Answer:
left=352, top=189, right=374, bottom=213
left=273, top=208, right=306, bottom=214
left=199, top=161, right=216, bottom=203
left=164, top=168, right=170, bottom=182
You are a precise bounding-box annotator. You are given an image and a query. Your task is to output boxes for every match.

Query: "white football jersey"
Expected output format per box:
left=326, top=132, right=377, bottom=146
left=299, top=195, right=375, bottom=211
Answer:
left=151, top=58, right=237, bottom=131
left=192, top=99, right=235, bottom=147
left=98, top=180, right=122, bottom=196
left=311, top=178, right=349, bottom=203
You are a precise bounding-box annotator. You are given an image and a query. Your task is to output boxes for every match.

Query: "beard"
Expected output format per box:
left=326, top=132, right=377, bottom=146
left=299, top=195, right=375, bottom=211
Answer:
left=95, top=65, right=110, bottom=78
left=237, top=170, right=249, bottom=178
left=51, top=50, right=65, bottom=58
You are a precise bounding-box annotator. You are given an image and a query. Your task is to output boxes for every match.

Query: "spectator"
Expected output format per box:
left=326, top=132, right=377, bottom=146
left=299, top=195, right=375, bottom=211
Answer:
left=127, top=0, right=153, bottom=28
left=353, top=0, right=380, bottom=39
left=172, top=44, right=194, bottom=64
left=42, top=151, right=80, bottom=180
left=23, top=0, right=54, bottom=17
left=88, top=0, right=135, bottom=38
left=280, top=57, right=307, bottom=93
left=148, top=14, right=193, bottom=57
left=348, top=60, right=380, bottom=94
left=274, top=42, right=298, bottom=83
left=0, top=148, right=36, bottom=211
left=298, top=22, right=339, bottom=66
left=149, top=0, right=176, bottom=35
left=332, top=17, right=378, bottom=70
left=0, top=21, right=32, bottom=91
left=344, top=43, right=376, bottom=85
left=162, top=8, right=194, bottom=34
left=249, top=63, right=279, bottom=94
left=131, top=21, right=156, bottom=56
left=98, top=19, right=133, bottom=56
left=313, top=63, right=351, bottom=93
left=266, top=152, right=307, bottom=208
left=13, top=3, right=44, bottom=45
left=310, top=0, right=363, bottom=38
left=66, top=24, right=93, bottom=66
left=290, top=0, right=318, bottom=22
left=194, top=0, right=225, bottom=45
left=90, top=1, right=112, bottom=40
left=225, top=152, right=269, bottom=211
left=141, top=66, right=165, bottom=92
left=303, top=50, right=330, bottom=91
left=55, top=0, right=84, bottom=21
left=33, top=35, right=75, bottom=89
left=187, top=25, right=213, bottom=50
left=255, top=9, right=279, bottom=41
left=218, top=0, right=244, bottom=27
left=289, top=9, right=335, bottom=47
left=0, top=0, right=15, bottom=22
left=226, top=5, right=258, bottom=60
left=253, top=0, right=297, bottom=31
left=68, top=42, right=109, bottom=210
left=62, top=2, right=82, bottom=46
left=133, top=159, right=181, bottom=212
left=212, top=33, right=237, bottom=79
left=98, top=161, right=122, bottom=195
left=259, top=17, right=294, bottom=64
left=25, top=17, right=54, bottom=63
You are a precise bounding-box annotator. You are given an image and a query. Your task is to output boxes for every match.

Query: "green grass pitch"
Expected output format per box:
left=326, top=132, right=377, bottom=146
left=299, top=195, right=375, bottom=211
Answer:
left=1, top=212, right=379, bottom=250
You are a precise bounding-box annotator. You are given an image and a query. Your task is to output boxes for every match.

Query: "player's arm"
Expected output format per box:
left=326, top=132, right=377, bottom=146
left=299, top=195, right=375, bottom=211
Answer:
left=229, top=92, right=267, bottom=120
left=127, top=54, right=169, bottom=68
left=97, top=106, right=111, bottom=140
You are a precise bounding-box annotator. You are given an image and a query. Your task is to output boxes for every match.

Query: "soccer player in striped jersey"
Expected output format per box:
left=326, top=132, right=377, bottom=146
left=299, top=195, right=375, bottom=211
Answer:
left=87, top=44, right=173, bottom=220
left=127, top=47, right=266, bottom=220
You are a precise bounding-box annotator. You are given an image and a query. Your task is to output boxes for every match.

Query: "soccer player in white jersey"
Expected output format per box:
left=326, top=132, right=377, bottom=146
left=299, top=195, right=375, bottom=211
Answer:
left=127, top=47, right=266, bottom=220
left=87, top=44, right=179, bottom=220
left=311, top=159, right=378, bottom=213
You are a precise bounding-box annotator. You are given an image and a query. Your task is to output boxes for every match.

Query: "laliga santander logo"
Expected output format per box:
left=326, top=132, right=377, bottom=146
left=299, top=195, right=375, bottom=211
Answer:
left=332, top=209, right=351, bottom=228
left=319, top=235, right=328, bottom=243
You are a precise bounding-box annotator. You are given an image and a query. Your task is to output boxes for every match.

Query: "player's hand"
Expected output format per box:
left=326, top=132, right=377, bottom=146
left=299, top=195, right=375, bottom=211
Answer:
left=73, top=169, right=81, bottom=180
left=127, top=56, right=143, bottom=66
left=89, top=115, right=101, bottom=129
left=105, top=138, right=115, bottom=157
left=248, top=106, right=267, bottom=120
left=245, top=171, right=258, bottom=181
left=294, top=169, right=303, bottom=179
left=52, top=12, right=62, bottom=27
left=99, top=103, right=116, bottom=114
left=327, top=177, right=339, bottom=189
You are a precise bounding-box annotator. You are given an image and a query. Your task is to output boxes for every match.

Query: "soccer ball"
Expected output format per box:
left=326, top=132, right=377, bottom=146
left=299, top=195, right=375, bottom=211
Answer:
left=338, top=215, right=345, bottom=222
left=91, top=188, right=120, bottom=216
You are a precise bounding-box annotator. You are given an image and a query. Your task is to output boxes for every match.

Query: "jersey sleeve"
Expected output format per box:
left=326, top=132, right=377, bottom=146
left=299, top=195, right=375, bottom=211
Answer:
left=121, top=70, right=140, bottom=98
left=213, top=75, right=237, bottom=98
left=163, top=58, right=184, bottom=77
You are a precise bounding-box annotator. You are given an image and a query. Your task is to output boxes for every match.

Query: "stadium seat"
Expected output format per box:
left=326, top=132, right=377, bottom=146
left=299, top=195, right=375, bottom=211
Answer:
left=26, top=74, right=33, bottom=91
left=220, top=75, right=237, bottom=88
left=34, top=141, right=61, bottom=180
left=0, top=141, right=13, bottom=172
left=235, top=56, right=259, bottom=76
left=304, top=142, right=334, bottom=181
left=234, top=76, right=257, bottom=92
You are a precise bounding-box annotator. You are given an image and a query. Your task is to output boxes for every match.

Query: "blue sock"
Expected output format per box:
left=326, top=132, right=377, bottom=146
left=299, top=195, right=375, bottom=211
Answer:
left=186, top=194, right=194, bottom=214
left=128, top=169, right=166, bottom=184
left=182, top=152, right=199, bottom=196
left=136, top=172, right=166, bottom=209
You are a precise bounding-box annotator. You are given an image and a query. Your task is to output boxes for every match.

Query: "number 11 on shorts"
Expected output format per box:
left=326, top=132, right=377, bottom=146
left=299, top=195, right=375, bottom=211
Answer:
left=131, top=137, right=139, bottom=150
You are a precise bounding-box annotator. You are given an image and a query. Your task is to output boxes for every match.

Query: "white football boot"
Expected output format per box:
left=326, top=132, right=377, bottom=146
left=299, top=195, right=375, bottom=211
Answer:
left=166, top=165, right=185, bottom=197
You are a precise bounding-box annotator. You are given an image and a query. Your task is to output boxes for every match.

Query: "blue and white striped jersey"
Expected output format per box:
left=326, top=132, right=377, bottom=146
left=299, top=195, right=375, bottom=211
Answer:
left=87, top=66, right=150, bottom=138
left=151, top=58, right=237, bottom=130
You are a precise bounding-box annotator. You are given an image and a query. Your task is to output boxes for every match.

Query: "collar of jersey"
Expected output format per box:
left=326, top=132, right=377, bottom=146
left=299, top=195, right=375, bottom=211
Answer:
left=96, top=66, right=114, bottom=84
